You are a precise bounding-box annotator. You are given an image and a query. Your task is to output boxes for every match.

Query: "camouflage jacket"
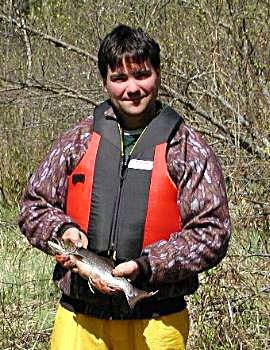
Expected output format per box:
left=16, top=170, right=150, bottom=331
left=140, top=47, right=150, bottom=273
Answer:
left=19, top=104, right=231, bottom=319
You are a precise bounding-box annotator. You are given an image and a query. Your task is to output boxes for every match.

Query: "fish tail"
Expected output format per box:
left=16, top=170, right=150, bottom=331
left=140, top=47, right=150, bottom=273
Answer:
left=126, top=288, right=158, bottom=310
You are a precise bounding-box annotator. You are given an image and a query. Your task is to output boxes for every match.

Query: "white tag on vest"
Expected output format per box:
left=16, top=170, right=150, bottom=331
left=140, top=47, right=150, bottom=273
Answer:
left=128, top=159, right=153, bottom=170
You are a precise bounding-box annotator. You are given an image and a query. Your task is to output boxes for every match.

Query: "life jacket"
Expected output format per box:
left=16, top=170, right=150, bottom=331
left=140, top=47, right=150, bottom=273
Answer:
left=66, top=100, right=183, bottom=260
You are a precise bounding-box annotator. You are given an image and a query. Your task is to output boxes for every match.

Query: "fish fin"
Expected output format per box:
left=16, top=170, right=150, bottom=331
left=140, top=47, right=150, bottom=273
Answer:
left=88, top=278, right=95, bottom=294
left=126, top=289, right=159, bottom=310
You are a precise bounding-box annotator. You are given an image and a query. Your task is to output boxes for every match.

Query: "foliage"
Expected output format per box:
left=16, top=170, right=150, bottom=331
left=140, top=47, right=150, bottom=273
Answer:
left=0, top=1, right=269, bottom=349
left=0, top=0, right=269, bottom=205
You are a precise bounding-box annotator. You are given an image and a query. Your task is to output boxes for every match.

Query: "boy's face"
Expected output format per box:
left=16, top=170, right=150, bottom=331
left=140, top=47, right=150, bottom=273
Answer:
left=104, top=58, right=160, bottom=128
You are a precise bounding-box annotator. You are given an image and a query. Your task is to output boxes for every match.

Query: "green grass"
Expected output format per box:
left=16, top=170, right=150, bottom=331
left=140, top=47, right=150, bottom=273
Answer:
left=0, top=207, right=58, bottom=350
left=0, top=207, right=269, bottom=349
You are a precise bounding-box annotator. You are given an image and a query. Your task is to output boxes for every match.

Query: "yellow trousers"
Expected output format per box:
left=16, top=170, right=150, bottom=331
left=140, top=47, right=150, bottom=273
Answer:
left=50, top=304, right=189, bottom=350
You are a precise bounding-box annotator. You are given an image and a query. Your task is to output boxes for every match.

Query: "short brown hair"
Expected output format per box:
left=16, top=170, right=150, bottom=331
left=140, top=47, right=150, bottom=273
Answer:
left=98, top=25, right=160, bottom=79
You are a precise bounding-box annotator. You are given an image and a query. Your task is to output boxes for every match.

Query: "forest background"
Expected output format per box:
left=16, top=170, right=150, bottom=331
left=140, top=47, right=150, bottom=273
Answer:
left=0, top=1, right=269, bottom=349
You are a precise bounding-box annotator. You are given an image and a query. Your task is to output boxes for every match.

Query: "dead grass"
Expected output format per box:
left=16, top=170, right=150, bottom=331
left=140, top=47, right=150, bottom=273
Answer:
left=188, top=239, right=270, bottom=349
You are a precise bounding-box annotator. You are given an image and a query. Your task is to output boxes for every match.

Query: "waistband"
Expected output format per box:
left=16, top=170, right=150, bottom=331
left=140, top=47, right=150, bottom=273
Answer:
left=60, top=293, right=187, bottom=320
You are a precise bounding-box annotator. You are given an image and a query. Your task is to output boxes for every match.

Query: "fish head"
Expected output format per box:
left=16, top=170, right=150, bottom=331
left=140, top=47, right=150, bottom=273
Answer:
left=48, top=239, right=77, bottom=256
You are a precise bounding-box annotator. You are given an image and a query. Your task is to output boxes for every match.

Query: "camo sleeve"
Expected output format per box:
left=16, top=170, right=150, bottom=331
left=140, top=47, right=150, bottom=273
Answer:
left=18, top=117, right=93, bottom=253
left=143, top=123, right=231, bottom=284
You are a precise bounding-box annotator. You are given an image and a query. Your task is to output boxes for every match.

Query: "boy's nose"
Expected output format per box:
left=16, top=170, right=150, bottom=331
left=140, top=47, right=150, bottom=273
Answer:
left=126, top=79, right=140, bottom=95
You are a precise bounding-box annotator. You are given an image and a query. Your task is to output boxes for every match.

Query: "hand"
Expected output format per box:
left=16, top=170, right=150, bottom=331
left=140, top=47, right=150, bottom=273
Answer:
left=85, top=260, right=139, bottom=295
left=89, top=276, right=122, bottom=295
left=62, top=227, right=88, bottom=248
left=111, top=260, right=140, bottom=281
left=55, top=227, right=88, bottom=272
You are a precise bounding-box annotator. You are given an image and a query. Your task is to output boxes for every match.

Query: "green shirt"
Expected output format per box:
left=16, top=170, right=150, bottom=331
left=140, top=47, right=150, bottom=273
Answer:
left=122, top=128, right=144, bottom=163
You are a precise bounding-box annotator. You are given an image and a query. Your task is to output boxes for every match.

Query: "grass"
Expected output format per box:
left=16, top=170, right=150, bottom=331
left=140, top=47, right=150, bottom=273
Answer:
left=188, top=251, right=269, bottom=349
left=0, top=207, right=57, bottom=350
left=0, top=207, right=269, bottom=350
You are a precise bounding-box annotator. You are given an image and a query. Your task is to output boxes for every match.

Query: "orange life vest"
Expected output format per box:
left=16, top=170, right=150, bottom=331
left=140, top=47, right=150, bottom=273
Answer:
left=66, top=101, right=182, bottom=260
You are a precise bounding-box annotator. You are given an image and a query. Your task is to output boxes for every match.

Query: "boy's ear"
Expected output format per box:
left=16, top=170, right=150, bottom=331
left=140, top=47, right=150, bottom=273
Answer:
left=103, top=78, right=107, bottom=91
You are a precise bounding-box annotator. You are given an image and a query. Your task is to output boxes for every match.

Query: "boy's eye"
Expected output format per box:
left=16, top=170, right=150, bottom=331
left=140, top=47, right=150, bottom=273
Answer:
left=111, top=74, right=127, bottom=82
left=134, top=71, right=151, bottom=79
left=110, top=70, right=151, bottom=82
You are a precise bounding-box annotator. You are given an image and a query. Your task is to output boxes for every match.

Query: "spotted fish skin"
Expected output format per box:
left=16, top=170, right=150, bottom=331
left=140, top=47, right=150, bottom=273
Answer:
left=48, top=240, right=157, bottom=309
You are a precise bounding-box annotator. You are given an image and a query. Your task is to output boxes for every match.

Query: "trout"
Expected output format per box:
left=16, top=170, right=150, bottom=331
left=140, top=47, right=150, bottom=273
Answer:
left=48, top=240, right=157, bottom=309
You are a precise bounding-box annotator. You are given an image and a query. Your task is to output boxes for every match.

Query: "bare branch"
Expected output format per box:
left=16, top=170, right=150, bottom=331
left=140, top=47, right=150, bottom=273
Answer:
left=161, top=82, right=266, bottom=159
left=162, top=82, right=231, bottom=134
left=245, top=253, right=270, bottom=258
left=21, top=17, right=32, bottom=82
left=0, top=12, right=98, bottom=63
left=204, top=89, right=270, bottom=151
left=0, top=76, right=98, bottom=106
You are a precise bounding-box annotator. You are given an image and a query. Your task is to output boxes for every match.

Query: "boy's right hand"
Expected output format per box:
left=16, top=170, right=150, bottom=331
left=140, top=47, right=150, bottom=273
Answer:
left=55, top=227, right=88, bottom=271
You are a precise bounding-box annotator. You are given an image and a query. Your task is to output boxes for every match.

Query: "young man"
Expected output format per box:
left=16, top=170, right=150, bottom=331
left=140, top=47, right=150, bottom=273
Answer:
left=19, top=25, right=231, bottom=350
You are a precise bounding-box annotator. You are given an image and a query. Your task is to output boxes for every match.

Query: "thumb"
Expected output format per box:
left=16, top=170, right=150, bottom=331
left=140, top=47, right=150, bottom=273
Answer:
left=111, top=267, right=124, bottom=277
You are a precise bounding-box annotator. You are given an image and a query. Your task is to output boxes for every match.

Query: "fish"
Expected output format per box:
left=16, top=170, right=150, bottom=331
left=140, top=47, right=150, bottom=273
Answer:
left=48, top=239, right=158, bottom=309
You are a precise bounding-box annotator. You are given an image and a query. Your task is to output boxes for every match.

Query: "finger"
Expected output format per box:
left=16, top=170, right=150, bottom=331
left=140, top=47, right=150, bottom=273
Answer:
left=111, top=263, right=129, bottom=276
left=111, top=268, right=124, bottom=277
left=80, top=233, right=88, bottom=249
left=62, top=228, right=88, bottom=249
left=74, top=231, right=88, bottom=249
left=54, top=255, right=76, bottom=271
left=112, top=261, right=139, bottom=280
left=55, top=254, right=68, bottom=264
left=91, top=278, right=120, bottom=295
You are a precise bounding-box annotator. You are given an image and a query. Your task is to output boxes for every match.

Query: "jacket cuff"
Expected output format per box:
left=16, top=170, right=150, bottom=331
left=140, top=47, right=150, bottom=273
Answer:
left=135, top=256, right=152, bottom=280
left=56, top=223, right=80, bottom=238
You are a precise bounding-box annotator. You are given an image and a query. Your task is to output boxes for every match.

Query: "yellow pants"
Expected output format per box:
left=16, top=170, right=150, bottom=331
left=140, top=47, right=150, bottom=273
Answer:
left=50, top=304, right=189, bottom=350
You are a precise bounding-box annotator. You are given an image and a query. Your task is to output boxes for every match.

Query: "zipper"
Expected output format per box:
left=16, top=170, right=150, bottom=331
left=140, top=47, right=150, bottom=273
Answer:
left=107, top=124, right=148, bottom=260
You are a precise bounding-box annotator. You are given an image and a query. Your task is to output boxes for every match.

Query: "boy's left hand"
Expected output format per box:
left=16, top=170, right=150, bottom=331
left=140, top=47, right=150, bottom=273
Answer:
left=112, top=261, right=140, bottom=281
